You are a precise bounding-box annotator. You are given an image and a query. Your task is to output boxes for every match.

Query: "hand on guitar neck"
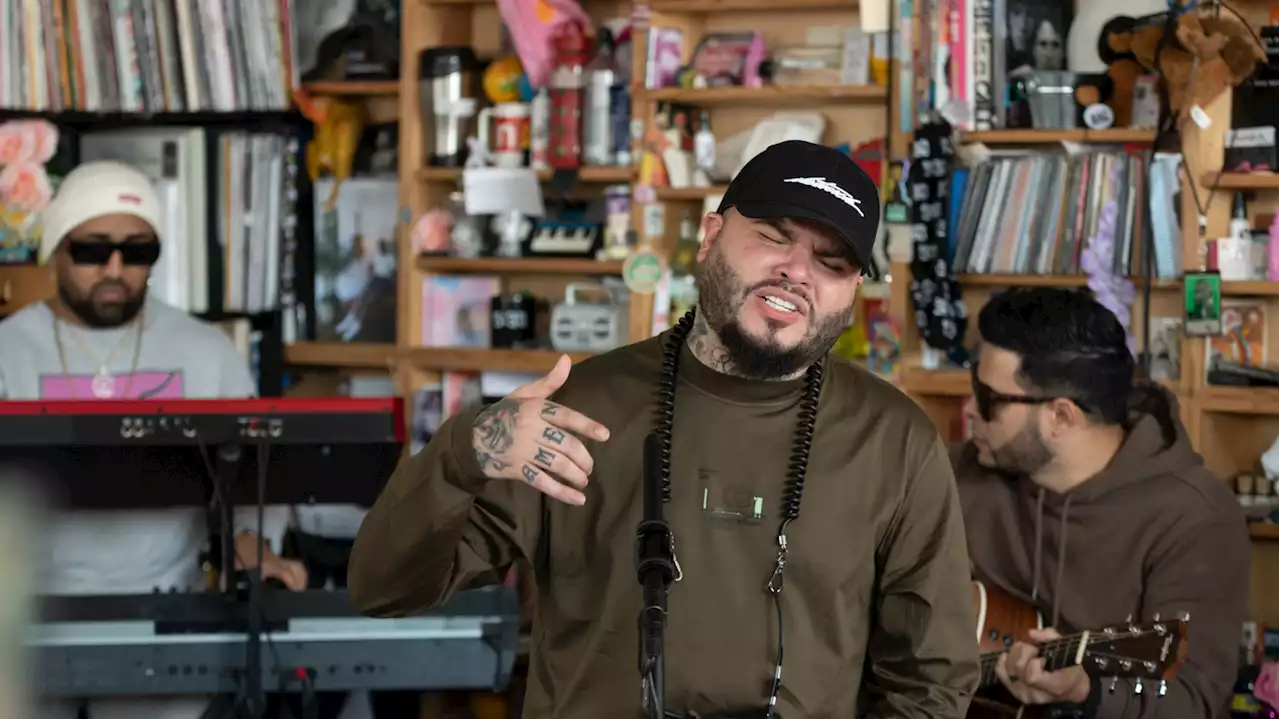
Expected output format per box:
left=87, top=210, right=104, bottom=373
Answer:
left=995, top=627, right=1091, bottom=706
left=970, top=580, right=1189, bottom=718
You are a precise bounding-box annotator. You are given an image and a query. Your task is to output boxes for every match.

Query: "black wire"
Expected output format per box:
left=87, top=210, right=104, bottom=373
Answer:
left=193, top=435, right=308, bottom=715
left=654, top=308, right=824, bottom=717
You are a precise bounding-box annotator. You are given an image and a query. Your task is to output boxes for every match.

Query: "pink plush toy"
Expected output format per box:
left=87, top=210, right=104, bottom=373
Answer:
left=496, top=0, right=593, bottom=88
left=1256, top=661, right=1278, bottom=711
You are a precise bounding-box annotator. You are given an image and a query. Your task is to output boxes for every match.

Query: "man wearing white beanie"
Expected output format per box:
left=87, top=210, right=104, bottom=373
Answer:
left=0, top=160, right=306, bottom=719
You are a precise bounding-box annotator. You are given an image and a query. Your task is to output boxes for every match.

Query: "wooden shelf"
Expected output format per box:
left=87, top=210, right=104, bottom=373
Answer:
left=1202, top=172, right=1280, bottom=191
left=417, top=256, right=624, bottom=275
left=655, top=186, right=727, bottom=201
left=958, top=273, right=1091, bottom=288
left=640, top=84, right=887, bottom=106
left=901, top=356, right=971, bottom=397
left=284, top=342, right=396, bottom=369
left=401, top=347, right=594, bottom=373
left=1222, top=280, right=1279, bottom=297
left=649, top=0, right=857, bottom=10
left=417, top=166, right=633, bottom=183
left=955, top=273, right=1179, bottom=289
left=960, top=128, right=1157, bottom=144
left=1250, top=524, right=1279, bottom=540
left=302, top=81, right=399, bottom=96
left=1197, top=386, right=1279, bottom=415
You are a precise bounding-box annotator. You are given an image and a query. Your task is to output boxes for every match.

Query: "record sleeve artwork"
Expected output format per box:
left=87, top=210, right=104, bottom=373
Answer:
left=907, top=121, right=969, bottom=364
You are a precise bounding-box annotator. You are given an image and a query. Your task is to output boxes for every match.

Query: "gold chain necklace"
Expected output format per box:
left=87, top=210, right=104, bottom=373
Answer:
left=51, top=306, right=145, bottom=399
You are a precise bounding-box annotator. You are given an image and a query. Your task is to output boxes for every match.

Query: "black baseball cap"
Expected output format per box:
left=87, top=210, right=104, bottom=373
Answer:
left=716, top=140, right=881, bottom=278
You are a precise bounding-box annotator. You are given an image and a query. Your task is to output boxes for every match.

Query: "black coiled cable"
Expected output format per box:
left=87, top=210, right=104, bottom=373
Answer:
left=653, top=309, right=694, bottom=503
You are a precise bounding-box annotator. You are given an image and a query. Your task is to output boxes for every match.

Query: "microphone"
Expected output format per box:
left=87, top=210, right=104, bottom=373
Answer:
left=636, top=432, right=675, bottom=719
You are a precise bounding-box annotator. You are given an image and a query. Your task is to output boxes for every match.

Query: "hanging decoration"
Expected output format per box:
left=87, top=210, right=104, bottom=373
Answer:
left=906, top=120, right=969, bottom=365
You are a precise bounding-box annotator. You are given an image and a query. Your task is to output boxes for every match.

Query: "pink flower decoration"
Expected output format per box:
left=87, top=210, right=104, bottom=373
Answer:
left=1256, top=661, right=1278, bottom=709
left=0, top=161, right=54, bottom=213
left=0, top=124, right=35, bottom=166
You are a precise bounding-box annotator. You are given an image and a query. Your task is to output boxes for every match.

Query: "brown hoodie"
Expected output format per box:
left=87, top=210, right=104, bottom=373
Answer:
left=349, top=333, right=980, bottom=718
left=951, top=387, right=1251, bottom=719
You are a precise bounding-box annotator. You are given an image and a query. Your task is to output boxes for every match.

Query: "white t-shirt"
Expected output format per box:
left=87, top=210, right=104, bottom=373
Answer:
left=0, top=298, right=287, bottom=595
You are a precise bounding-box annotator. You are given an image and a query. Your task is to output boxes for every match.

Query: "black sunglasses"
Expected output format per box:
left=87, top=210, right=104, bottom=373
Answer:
left=65, top=240, right=161, bottom=267
left=970, top=367, right=1059, bottom=422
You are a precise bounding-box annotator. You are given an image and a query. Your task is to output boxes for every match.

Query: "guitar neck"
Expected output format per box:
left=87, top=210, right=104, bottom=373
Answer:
left=978, top=633, right=1089, bottom=688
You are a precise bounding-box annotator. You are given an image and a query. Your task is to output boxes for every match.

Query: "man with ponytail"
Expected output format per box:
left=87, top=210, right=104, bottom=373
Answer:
left=955, top=286, right=1250, bottom=719
left=350, top=141, right=980, bottom=718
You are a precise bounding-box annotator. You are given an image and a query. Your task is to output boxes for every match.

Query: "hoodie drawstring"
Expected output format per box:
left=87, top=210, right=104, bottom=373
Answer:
left=1030, top=486, right=1073, bottom=628
left=1030, top=488, right=1044, bottom=603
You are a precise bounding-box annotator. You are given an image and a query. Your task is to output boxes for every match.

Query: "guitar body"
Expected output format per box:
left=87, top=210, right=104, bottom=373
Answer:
left=969, top=580, right=1045, bottom=719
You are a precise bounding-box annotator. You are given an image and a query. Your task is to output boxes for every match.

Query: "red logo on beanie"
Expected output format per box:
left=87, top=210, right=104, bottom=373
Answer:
left=118, top=194, right=142, bottom=204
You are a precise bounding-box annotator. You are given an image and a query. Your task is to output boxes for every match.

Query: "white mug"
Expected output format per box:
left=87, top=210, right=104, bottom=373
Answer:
left=1216, top=236, right=1255, bottom=281
left=478, top=103, right=531, bottom=169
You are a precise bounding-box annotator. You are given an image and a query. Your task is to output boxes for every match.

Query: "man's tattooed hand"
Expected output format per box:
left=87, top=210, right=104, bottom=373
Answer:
left=466, top=355, right=612, bottom=506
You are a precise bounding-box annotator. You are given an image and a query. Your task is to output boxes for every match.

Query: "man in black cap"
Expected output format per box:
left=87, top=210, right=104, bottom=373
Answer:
left=349, top=141, right=979, bottom=719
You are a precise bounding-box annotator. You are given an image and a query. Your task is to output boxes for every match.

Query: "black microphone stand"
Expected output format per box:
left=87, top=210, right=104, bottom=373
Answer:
left=635, top=433, right=678, bottom=719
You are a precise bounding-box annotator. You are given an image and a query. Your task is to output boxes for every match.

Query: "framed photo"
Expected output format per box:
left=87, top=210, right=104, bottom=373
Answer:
left=1183, top=271, right=1223, bottom=336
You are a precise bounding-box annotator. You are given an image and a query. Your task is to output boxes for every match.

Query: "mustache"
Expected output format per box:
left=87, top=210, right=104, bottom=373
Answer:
left=91, top=279, right=132, bottom=300
left=745, top=279, right=812, bottom=311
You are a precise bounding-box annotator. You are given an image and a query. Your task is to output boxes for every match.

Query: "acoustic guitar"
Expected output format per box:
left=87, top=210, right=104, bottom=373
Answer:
left=968, top=580, right=1189, bottom=718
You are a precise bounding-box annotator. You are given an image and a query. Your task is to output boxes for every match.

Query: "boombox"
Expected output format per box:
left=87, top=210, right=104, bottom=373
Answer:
left=550, top=283, right=628, bottom=353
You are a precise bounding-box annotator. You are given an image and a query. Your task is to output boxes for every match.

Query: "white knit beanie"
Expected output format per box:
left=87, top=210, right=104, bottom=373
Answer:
left=38, top=160, right=163, bottom=264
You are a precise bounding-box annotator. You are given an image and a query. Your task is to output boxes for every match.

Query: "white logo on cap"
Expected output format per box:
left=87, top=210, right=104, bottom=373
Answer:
left=783, top=177, right=864, bottom=217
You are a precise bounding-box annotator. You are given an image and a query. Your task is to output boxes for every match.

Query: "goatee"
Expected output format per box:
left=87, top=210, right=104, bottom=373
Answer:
left=58, top=281, right=146, bottom=328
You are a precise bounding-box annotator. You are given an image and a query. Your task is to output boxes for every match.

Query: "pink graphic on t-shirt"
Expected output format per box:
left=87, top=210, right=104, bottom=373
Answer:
left=39, top=371, right=185, bottom=400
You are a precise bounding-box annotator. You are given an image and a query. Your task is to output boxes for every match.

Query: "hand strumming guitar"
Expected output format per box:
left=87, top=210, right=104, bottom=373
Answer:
left=470, top=354, right=611, bottom=506
left=996, top=627, right=1093, bottom=705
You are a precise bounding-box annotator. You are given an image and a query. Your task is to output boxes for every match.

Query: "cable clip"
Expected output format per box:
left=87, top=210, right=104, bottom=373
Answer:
left=767, top=534, right=788, bottom=594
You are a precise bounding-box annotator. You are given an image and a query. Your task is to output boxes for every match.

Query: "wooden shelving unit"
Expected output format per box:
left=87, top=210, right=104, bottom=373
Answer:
left=417, top=256, right=624, bottom=275
left=416, top=165, right=633, bottom=183
left=656, top=186, right=727, bottom=201
left=894, top=84, right=1279, bottom=625
left=401, top=347, right=594, bottom=373
left=640, top=83, right=886, bottom=105
left=284, top=342, right=396, bottom=369
left=1251, top=524, right=1279, bottom=540
left=1201, top=171, right=1280, bottom=191
left=954, top=273, right=1181, bottom=289
left=959, top=128, right=1157, bottom=144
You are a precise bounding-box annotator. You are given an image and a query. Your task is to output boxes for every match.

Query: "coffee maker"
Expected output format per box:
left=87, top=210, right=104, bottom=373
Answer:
left=420, top=46, right=479, bottom=166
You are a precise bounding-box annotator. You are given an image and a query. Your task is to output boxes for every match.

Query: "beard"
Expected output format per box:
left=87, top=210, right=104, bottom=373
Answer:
left=696, top=241, right=852, bottom=380
left=58, top=279, right=146, bottom=328
left=976, top=418, right=1054, bottom=477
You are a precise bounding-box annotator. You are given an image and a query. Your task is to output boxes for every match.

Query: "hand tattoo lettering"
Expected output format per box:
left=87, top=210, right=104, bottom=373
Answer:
left=534, top=447, right=556, bottom=467
left=540, top=403, right=558, bottom=418
left=542, top=427, right=565, bottom=444
left=474, top=451, right=511, bottom=473
left=521, top=465, right=539, bottom=484
left=474, top=399, right=520, bottom=455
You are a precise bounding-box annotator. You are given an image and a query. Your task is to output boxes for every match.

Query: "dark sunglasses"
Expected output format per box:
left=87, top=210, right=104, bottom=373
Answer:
left=66, top=240, right=161, bottom=267
left=970, top=367, right=1059, bottom=422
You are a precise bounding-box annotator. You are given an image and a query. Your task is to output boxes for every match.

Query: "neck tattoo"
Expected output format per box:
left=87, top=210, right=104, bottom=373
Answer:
left=685, top=310, right=808, bottom=381
left=685, top=312, right=738, bottom=377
